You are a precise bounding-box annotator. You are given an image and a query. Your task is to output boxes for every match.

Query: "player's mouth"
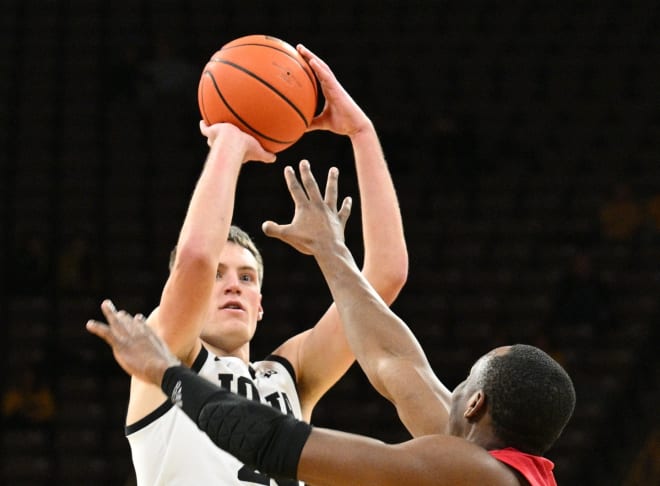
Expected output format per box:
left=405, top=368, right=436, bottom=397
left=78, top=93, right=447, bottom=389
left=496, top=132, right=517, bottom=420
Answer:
left=220, top=300, right=245, bottom=312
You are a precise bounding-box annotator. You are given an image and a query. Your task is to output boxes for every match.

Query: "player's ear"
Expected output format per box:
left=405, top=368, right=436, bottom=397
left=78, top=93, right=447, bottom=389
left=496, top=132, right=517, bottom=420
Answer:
left=464, top=390, right=487, bottom=421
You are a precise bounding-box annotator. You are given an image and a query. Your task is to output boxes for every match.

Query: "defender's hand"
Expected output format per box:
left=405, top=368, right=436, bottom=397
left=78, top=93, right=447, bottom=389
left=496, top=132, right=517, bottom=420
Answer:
left=86, top=300, right=181, bottom=386
left=262, top=160, right=352, bottom=256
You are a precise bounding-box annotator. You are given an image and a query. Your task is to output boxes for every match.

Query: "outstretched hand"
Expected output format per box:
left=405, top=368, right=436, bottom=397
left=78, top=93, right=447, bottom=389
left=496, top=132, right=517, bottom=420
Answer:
left=262, top=160, right=352, bottom=256
left=86, top=300, right=181, bottom=386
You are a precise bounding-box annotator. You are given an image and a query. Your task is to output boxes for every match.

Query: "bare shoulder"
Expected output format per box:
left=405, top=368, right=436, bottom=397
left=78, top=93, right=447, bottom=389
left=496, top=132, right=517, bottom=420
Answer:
left=302, top=429, right=527, bottom=486
left=394, top=435, right=525, bottom=486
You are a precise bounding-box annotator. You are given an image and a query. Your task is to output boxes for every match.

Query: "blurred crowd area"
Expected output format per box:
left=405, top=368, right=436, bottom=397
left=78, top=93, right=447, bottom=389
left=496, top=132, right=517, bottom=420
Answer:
left=1, top=1, right=658, bottom=484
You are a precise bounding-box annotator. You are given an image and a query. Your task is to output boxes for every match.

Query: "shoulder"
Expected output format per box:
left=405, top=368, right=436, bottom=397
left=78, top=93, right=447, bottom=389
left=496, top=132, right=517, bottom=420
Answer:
left=395, top=435, right=525, bottom=486
left=253, top=354, right=297, bottom=383
left=269, top=329, right=310, bottom=361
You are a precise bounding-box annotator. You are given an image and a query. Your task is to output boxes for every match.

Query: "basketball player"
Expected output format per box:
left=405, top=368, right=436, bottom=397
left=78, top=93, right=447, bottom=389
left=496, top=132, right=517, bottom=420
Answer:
left=123, top=45, right=408, bottom=485
left=88, top=161, right=575, bottom=486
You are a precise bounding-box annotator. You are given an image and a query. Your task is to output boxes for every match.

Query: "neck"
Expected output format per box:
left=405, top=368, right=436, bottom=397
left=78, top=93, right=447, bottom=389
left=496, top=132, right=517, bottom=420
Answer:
left=202, top=339, right=251, bottom=364
left=464, top=423, right=507, bottom=451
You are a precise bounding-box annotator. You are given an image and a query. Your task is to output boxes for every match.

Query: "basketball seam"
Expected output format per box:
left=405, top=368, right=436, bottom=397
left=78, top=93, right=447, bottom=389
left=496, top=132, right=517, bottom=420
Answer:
left=219, top=42, right=317, bottom=98
left=211, top=58, right=312, bottom=128
left=203, top=70, right=294, bottom=146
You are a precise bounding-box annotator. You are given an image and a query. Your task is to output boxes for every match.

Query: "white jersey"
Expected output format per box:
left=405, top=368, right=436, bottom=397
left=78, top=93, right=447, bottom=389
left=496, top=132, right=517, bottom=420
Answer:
left=126, top=346, right=303, bottom=486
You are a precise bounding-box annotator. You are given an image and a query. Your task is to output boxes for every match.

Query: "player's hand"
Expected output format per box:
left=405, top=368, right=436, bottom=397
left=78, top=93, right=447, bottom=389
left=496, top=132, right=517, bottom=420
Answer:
left=297, top=44, right=372, bottom=138
left=86, top=300, right=181, bottom=386
left=262, top=160, right=352, bottom=255
left=199, top=121, right=276, bottom=164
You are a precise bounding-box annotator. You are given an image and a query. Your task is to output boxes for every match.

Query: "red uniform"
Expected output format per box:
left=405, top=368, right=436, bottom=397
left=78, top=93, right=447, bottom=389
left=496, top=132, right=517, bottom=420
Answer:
left=489, top=447, right=557, bottom=486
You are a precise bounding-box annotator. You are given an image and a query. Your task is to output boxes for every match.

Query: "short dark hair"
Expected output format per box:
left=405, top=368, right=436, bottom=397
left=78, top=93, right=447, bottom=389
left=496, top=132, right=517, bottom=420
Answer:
left=169, top=225, right=264, bottom=286
left=482, top=344, right=576, bottom=455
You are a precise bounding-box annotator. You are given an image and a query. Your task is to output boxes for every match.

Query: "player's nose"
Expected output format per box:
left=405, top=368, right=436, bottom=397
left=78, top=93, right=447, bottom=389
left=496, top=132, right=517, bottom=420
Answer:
left=222, top=273, right=242, bottom=294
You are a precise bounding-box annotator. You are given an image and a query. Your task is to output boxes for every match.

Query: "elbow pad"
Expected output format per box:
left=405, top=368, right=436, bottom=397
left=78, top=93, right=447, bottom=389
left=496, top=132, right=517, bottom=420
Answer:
left=162, top=365, right=311, bottom=480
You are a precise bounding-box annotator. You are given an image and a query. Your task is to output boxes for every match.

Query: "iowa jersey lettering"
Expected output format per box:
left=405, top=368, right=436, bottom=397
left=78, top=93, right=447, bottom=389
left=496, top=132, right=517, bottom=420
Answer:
left=217, top=373, right=294, bottom=416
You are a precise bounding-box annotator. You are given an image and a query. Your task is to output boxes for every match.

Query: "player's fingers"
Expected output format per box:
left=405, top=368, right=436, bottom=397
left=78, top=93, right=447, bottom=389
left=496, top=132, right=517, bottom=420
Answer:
left=305, top=112, right=329, bottom=132
left=252, top=144, right=277, bottom=164
left=199, top=121, right=215, bottom=147
left=338, top=196, right=352, bottom=226
left=299, top=160, right=323, bottom=202
left=261, top=152, right=277, bottom=164
left=99, top=300, right=119, bottom=328
left=100, top=299, right=119, bottom=319
left=297, top=44, right=331, bottom=74
left=100, top=300, right=135, bottom=336
left=297, top=44, right=317, bottom=64
left=85, top=320, right=114, bottom=345
left=261, top=220, right=279, bottom=237
left=262, top=220, right=290, bottom=241
left=324, top=167, right=339, bottom=208
left=100, top=300, right=121, bottom=327
left=283, top=164, right=309, bottom=204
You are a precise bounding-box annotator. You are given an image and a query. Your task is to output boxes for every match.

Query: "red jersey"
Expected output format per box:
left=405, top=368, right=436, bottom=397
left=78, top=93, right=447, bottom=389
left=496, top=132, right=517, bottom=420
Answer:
left=489, top=447, right=557, bottom=486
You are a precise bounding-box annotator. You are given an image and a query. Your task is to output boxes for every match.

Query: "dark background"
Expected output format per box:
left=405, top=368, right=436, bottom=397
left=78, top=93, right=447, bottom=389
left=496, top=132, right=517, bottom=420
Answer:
left=1, top=0, right=659, bottom=484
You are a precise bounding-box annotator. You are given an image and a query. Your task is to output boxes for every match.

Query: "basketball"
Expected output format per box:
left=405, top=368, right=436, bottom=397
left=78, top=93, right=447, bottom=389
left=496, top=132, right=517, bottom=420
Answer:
left=198, top=35, right=318, bottom=153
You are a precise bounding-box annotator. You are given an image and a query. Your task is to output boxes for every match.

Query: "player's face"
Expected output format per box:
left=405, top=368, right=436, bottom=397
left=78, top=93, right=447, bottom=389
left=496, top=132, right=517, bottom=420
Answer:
left=201, top=242, right=263, bottom=347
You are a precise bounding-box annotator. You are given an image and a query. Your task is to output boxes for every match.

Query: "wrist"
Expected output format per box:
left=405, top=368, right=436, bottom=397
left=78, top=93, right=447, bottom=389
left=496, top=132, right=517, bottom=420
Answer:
left=155, top=358, right=182, bottom=387
left=161, top=365, right=223, bottom=417
left=315, top=240, right=353, bottom=271
left=348, top=119, right=375, bottom=141
left=206, top=133, right=247, bottom=170
left=208, top=122, right=246, bottom=147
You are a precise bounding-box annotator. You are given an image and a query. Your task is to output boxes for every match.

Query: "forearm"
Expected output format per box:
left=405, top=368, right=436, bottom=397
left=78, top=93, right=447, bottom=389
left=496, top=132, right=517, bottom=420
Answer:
left=298, top=427, right=399, bottom=486
left=314, top=241, right=424, bottom=398
left=350, top=125, right=408, bottom=300
left=158, top=132, right=244, bottom=354
left=176, top=135, right=243, bottom=258
left=160, top=366, right=311, bottom=480
left=316, top=246, right=452, bottom=430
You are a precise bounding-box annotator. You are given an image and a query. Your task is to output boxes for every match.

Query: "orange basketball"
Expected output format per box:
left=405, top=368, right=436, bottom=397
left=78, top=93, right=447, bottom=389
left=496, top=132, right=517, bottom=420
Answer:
left=198, top=35, right=318, bottom=153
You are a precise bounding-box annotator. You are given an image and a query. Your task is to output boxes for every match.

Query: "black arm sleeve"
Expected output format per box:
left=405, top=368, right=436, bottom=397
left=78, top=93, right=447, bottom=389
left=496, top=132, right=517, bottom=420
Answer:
left=161, top=365, right=312, bottom=480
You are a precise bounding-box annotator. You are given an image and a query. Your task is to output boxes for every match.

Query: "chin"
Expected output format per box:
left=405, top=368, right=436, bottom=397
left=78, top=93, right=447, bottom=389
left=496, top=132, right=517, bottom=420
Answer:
left=202, top=326, right=250, bottom=346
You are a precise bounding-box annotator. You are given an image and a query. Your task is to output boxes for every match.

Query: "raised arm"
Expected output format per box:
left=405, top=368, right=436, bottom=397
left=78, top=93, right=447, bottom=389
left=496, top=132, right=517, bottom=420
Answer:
left=155, top=122, right=275, bottom=362
left=301, top=44, right=408, bottom=299
left=264, top=162, right=451, bottom=436
left=272, top=45, right=408, bottom=418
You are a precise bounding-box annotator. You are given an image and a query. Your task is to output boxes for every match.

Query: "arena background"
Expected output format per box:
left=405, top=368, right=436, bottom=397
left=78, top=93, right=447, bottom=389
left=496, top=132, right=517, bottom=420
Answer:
left=1, top=1, right=658, bottom=484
